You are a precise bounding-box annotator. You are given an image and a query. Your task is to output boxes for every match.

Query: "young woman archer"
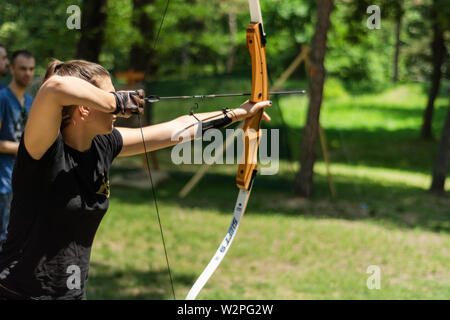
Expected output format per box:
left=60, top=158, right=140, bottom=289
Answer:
left=0, top=59, right=271, bottom=300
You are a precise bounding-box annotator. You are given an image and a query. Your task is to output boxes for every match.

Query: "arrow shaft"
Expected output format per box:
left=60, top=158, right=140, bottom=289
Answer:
left=145, top=90, right=306, bottom=103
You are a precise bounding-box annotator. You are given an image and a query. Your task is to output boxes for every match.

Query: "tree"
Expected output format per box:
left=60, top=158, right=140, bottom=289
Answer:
left=225, top=11, right=237, bottom=74
left=129, top=0, right=158, bottom=126
left=430, top=100, right=450, bottom=194
left=420, top=0, right=447, bottom=140
left=392, top=0, right=404, bottom=83
left=76, top=0, right=108, bottom=62
left=294, top=0, right=334, bottom=198
left=129, top=0, right=158, bottom=77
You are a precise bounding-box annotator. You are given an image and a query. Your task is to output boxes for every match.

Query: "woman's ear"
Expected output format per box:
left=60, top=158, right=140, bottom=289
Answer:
left=78, top=105, right=90, bottom=119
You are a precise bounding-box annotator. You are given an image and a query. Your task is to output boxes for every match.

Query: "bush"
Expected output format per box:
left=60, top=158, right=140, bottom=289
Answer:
left=323, top=78, right=349, bottom=99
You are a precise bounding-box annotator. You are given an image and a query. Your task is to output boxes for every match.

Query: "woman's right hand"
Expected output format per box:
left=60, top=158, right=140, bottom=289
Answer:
left=110, top=89, right=145, bottom=117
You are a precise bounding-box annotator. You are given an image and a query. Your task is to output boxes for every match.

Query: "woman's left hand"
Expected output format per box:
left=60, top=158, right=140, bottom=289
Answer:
left=234, top=100, right=272, bottom=122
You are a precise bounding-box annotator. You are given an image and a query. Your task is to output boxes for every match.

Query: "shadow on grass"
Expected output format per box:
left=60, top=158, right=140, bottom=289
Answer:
left=87, top=261, right=194, bottom=300
left=109, top=168, right=450, bottom=234
left=275, top=127, right=441, bottom=174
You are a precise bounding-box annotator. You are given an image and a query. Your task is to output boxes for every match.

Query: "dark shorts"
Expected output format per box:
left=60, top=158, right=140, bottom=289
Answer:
left=0, top=192, right=12, bottom=249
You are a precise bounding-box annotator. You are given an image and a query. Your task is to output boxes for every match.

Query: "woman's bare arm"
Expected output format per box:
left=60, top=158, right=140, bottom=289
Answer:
left=117, top=100, right=271, bottom=157
left=24, top=76, right=116, bottom=160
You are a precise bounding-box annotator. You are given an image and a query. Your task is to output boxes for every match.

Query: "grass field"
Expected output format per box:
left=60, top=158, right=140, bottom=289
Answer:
left=87, top=80, right=449, bottom=299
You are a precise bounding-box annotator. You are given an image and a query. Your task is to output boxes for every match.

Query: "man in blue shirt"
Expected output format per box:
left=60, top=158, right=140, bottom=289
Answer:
left=0, top=45, right=9, bottom=90
left=0, top=50, right=34, bottom=250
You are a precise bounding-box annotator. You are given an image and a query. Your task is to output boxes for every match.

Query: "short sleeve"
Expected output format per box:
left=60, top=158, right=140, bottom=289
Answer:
left=108, top=128, right=123, bottom=159
left=94, top=128, right=123, bottom=163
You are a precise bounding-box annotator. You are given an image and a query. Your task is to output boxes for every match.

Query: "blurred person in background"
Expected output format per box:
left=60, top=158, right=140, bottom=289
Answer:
left=0, top=50, right=35, bottom=251
left=0, top=45, right=10, bottom=89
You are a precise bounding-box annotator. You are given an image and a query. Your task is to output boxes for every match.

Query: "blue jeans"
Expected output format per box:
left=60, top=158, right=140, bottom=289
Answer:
left=0, top=193, right=12, bottom=251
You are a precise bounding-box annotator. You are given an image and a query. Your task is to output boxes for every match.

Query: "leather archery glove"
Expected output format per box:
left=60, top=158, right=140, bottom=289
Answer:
left=110, top=89, right=145, bottom=115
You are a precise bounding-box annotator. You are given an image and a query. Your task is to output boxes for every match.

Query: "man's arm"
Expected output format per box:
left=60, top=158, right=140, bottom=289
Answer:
left=0, top=118, right=19, bottom=155
left=0, top=140, right=19, bottom=154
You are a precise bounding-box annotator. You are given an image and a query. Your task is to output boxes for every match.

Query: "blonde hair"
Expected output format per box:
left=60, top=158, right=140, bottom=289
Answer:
left=43, top=59, right=110, bottom=130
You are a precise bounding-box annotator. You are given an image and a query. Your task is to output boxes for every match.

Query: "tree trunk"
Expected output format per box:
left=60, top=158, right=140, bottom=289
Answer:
left=430, top=104, right=450, bottom=194
left=420, top=2, right=446, bottom=140
left=130, top=0, right=157, bottom=77
left=226, top=12, right=237, bottom=74
left=76, top=0, right=108, bottom=62
left=392, top=9, right=402, bottom=83
left=129, top=0, right=158, bottom=126
left=294, top=0, right=334, bottom=198
left=181, top=43, right=190, bottom=79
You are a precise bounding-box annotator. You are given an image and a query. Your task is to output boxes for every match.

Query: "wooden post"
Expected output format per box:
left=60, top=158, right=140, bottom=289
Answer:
left=271, top=45, right=310, bottom=92
left=115, top=69, right=145, bottom=85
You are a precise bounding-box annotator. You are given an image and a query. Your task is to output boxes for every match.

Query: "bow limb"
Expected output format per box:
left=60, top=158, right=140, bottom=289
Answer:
left=185, top=0, right=268, bottom=300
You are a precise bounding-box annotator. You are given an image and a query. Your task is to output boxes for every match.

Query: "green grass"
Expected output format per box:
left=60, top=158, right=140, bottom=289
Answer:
left=87, top=80, right=450, bottom=300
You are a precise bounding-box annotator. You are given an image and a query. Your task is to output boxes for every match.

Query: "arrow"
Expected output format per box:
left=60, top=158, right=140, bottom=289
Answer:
left=145, top=89, right=306, bottom=103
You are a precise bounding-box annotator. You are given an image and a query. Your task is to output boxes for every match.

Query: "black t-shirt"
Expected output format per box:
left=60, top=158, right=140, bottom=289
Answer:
left=0, top=129, right=123, bottom=299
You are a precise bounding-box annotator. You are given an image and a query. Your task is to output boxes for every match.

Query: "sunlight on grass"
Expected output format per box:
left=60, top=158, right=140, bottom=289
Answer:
left=280, top=82, right=447, bottom=132
left=91, top=195, right=450, bottom=299
left=314, top=162, right=450, bottom=191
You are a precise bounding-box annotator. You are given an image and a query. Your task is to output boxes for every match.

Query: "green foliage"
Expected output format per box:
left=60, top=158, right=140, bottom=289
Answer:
left=323, top=77, right=349, bottom=99
left=0, top=0, right=80, bottom=74
left=0, top=0, right=447, bottom=91
left=264, top=0, right=316, bottom=76
left=101, top=0, right=134, bottom=71
left=397, top=0, right=449, bottom=81
left=325, top=0, right=449, bottom=91
left=325, top=3, right=394, bottom=93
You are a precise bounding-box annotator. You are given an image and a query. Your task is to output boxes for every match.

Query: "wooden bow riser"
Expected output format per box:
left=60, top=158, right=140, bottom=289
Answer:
left=236, top=22, right=269, bottom=190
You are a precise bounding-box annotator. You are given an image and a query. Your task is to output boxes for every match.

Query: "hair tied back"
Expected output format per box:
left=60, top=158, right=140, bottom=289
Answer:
left=54, top=62, right=65, bottom=72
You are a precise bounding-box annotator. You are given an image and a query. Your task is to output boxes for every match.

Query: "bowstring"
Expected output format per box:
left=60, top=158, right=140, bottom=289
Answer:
left=137, top=0, right=176, bottom=300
